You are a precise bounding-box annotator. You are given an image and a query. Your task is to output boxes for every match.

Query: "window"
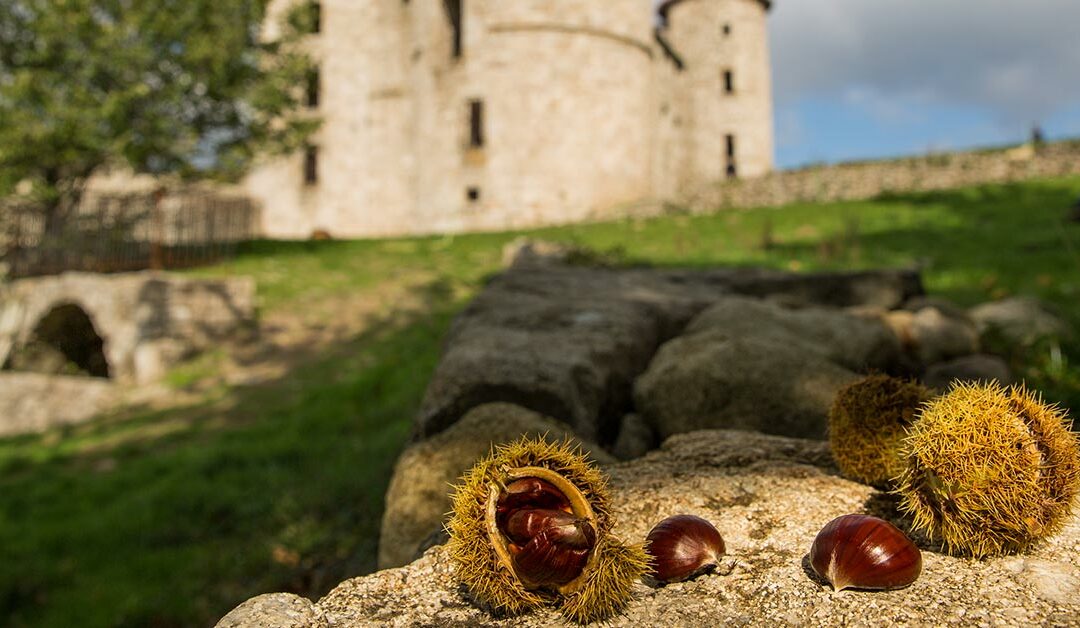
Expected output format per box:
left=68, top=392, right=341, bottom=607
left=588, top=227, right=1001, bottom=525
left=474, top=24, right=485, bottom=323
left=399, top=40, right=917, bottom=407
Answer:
left=725, top=134, right=737, bottom=178
left=468, top=99, right=484, bottom=148
left=305, top=67, right=320, bottom=108
left=444, top=0, right=463, bottom=58
left=303, top=146, right=318, bottom=185
left=310, top=1, right=321, bottom=34
left=466, top=186, right=481, bottom=202
left=723, top=70, right=734, bottom=94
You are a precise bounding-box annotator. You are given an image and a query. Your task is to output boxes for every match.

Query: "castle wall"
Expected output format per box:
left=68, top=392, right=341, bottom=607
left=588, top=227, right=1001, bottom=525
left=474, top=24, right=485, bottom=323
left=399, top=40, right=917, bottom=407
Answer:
left=431, top=0, right=656, bottom=232
left=246, top=0, right=776, bottom=239
left=664, top=0, right=774, bottom=182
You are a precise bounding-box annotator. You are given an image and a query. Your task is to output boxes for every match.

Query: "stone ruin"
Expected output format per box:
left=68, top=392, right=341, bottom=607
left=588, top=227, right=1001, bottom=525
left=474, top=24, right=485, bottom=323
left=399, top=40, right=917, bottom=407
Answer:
left=219, top=245, right=1076, bottom=626
left=0, top=271, right=255, bottom=435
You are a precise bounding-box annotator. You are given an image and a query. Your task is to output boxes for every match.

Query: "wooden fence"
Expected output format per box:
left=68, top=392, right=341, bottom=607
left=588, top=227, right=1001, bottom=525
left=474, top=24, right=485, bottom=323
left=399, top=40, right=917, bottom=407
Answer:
left=1, top=189, right=259, bottom=278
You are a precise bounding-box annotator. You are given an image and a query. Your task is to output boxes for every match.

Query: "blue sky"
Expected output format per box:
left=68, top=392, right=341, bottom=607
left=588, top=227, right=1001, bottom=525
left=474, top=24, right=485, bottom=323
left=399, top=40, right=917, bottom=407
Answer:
left=767, top=0, right=1080, bottom=169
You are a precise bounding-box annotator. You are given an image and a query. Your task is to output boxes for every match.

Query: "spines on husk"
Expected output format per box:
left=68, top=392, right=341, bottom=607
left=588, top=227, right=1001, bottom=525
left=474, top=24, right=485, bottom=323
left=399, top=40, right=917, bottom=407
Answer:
left=828, top=374, right=932, bottom=488
left=894, top=382, right=1080, bottom=558
left=446, top=436, right=644, bottom=622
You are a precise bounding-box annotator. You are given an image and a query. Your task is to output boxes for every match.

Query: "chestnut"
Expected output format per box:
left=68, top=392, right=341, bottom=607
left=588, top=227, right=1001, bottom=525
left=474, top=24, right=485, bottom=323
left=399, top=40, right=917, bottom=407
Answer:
left=645, top=514, right=726, bottom=583
left=809, top=514, right=922, bottom=592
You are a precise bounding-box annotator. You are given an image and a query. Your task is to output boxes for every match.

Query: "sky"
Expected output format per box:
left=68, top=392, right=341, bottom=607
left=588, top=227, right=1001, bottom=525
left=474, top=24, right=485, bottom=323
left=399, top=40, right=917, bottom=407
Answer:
left=766, top=0, right=1080, bottom=169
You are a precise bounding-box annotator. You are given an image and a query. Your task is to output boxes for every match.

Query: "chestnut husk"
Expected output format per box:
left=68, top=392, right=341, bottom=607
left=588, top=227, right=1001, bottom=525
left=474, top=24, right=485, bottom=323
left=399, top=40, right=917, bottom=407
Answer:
left=645, top=514, right=726, bottom=583
left=809, top=514, right=922, bottom=592
left=446, top=437, right=648, bottom=624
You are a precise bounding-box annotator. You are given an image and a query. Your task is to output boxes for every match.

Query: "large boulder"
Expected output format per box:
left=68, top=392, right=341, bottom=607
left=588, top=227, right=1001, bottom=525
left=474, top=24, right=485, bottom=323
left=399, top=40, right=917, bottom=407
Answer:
left=923, top=354, right=1013, bottom=391
left=377, top=403, right=612, bottom=569
left=884, top=303, right=979, bottom=366
left=219, top=430, right=1080, bottom=627
left=970, top=297, right=1072, bottom=349
left=684, top=296, right=901, bottom=371
left=634, top=334, right=859, bottom=440
left=414, top=292, right=664, bottom=444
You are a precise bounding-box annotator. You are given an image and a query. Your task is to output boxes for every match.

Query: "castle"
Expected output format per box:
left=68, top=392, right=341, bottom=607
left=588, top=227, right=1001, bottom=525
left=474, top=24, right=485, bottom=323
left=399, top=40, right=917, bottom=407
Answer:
left=247, top=0, right=774, bottom=239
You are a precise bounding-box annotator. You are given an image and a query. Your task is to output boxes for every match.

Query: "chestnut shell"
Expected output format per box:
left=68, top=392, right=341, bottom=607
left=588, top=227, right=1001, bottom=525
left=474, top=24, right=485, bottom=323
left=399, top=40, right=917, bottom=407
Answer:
left=645, top=514, right=726, bottom=583
left=809, top=514, right=922, bottom=592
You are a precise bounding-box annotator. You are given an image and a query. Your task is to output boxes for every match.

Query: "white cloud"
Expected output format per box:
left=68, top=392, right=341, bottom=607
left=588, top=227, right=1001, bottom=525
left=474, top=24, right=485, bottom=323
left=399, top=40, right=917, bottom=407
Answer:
left=769, top=0, right=1080, bottom=126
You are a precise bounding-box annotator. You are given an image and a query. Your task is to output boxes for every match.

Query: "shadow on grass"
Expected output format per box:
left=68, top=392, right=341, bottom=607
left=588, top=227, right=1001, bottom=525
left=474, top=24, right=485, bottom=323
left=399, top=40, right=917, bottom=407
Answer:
left=0, top=278, right=462, bottom=628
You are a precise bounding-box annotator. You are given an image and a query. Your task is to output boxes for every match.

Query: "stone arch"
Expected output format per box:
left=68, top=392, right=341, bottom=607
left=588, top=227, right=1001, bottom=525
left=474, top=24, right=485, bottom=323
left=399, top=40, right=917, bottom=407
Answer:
left=2, top=302, right=111, bottom=378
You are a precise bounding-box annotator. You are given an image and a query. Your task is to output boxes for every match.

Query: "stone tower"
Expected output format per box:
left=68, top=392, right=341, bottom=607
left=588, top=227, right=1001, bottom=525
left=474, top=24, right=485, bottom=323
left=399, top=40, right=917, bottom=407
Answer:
left=247, top=0, right=775, bottom=239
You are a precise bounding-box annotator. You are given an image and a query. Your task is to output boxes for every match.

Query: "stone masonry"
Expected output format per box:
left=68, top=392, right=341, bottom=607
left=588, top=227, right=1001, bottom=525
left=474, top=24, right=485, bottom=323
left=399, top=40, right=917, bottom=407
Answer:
left=247, top=0, right=775, bottom=238
left=0, top=272, right=255, bottom=434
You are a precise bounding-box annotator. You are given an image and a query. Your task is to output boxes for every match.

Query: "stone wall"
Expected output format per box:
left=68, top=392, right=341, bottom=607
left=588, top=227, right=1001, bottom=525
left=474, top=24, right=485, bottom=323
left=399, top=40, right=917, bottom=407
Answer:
left=683, top=140, right=1080, bottom=211
left=248, top=0, right=774, bottom=239
left=0, top=271, right=255, bottom=385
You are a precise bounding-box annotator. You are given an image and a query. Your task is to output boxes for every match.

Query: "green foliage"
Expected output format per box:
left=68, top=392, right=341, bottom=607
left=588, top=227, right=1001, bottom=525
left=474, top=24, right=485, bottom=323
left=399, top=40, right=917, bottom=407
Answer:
left=0, top=0, right=317, bottom=216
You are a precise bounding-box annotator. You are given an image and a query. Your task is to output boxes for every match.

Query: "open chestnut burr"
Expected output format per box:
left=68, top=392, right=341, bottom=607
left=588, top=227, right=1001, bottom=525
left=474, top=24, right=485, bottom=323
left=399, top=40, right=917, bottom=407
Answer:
left=809, top=514, right=922, bottom=592
left=447, top=437, right=648, bottom=624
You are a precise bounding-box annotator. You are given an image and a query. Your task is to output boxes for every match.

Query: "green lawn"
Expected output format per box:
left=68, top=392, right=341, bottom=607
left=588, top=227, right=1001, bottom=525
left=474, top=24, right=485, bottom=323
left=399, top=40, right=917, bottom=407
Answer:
left=2, top=176, right=1079, bottom=627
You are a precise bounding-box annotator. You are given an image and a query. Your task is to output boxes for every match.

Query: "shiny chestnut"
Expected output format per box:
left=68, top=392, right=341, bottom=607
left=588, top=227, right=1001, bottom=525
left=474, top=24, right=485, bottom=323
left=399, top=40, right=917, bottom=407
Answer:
left=645, top=514, right=726, bottom=583
left=809, top=514, right=922, bottom=592
left=495, top=477, right=597, bottom=587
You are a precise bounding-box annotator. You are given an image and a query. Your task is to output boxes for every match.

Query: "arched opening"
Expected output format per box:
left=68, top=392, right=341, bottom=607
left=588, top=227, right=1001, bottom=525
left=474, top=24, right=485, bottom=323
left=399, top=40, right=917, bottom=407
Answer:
left=2, top=303, right=111, bottom=378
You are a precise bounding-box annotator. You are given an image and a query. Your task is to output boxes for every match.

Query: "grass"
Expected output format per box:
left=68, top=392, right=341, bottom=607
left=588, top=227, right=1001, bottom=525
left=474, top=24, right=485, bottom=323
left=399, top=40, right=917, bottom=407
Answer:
left=2, top=176, right=1079, bottom=627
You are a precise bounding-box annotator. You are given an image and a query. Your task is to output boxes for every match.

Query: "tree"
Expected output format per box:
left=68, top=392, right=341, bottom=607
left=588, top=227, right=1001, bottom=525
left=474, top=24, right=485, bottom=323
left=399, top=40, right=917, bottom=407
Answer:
left=0, top=0, right=318, bottom=231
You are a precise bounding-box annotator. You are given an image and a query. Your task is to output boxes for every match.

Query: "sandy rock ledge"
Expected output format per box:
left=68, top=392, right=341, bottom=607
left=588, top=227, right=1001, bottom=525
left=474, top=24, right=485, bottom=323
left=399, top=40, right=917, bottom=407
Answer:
left=218, top=430, right=1080, bottom=627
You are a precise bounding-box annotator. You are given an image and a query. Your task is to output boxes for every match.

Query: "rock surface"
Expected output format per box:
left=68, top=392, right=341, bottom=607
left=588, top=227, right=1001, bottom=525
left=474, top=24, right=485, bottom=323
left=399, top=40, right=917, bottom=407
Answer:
left=0, top=372, right=117, bottom=436
left=415, top=264, right=922, bottom=443
left=635, top=335, right=860, bottom=441
left=219, top=430, right=1080, bottom=627
left=923, top=354, right=1014, bottom=392
left=885, top=305, right=979, bottom=366
left=683, top=296, right=901, bottom=371
left=377, top=403, right=613, bottom=569
left=970, top=297, right=1071, bottom=349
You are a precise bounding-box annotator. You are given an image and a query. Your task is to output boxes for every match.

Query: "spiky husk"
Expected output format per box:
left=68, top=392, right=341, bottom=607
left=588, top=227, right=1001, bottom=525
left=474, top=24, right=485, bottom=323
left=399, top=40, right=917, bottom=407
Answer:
left=828, top=375, right=932, bottom=488
left=559, top=535, right=649, bottom=624
left=446, top=436, right=644, bottom=622
left=895, top=382, right=1080, bottom=558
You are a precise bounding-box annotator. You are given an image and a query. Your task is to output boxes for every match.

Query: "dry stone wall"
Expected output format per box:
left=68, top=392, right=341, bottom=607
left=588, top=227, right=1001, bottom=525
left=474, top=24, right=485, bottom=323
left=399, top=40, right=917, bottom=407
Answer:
left=684, top=141, right=1080, bottom=212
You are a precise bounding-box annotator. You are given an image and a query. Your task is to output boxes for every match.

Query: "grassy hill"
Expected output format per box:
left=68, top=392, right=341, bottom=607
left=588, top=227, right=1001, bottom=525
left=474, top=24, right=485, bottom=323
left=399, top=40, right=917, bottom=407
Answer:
left=2, top=176, right=1079, bottom=627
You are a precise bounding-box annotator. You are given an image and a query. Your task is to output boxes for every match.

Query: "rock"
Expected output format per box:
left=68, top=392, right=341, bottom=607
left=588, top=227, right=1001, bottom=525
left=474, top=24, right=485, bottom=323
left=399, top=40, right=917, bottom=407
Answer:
left=883, top=305, right=979, bottom=366
left=377, top=402, right=612, bottom=569
left=219, top=430, right=1080, bottom=627
left=923, top=354, right=1013, bottom=391
left=215, top=593, right=326, bottom=628
left=415, top=263, right=923, bottom=443
left=970, top=297, right=1072, bottom=349
left=501, top=237, right=604, bottom=268
left=0, top=372, right=117, bottom=436
left=415, top=292, right=664, bottom=444
left=634, top=335, right=859, bottom=441
left=684, top=296, right=901, bottom=371
left=611, top=413, right=657, bottom=460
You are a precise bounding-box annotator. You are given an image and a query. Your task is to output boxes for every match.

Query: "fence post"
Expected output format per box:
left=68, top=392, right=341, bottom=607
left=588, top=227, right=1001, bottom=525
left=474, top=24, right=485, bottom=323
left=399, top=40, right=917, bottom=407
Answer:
left=149, top=187, right=165, bottom=270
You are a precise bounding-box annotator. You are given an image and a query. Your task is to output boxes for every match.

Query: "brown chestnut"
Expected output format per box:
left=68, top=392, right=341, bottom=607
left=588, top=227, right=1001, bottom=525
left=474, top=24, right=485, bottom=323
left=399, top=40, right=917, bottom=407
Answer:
left=494, top=478, right=598, bottom=587
left=809, top=514, right=922, bottom=592
left=645, top=514, right=726, bottom=583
